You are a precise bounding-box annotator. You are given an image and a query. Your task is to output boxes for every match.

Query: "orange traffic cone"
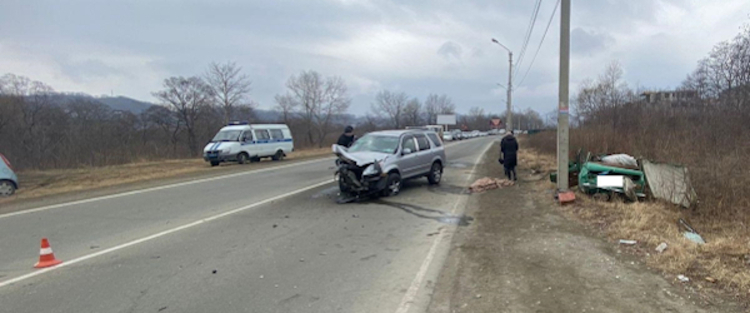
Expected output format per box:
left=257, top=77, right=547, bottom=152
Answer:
left=34, top=238, right=62, bottom=268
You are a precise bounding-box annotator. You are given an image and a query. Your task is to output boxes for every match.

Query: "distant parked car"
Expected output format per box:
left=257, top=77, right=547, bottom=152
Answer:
left=442, top=132, right=454, bottom=141
left=0, top=153, right=18, bottom=197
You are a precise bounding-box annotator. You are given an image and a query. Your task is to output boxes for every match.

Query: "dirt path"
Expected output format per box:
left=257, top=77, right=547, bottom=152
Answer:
left=427, top=153, right=744, bottom=313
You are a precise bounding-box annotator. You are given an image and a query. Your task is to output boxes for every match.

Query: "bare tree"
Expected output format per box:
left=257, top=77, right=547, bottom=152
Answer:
left=424, top=94, right=455, bottom=124
left=205, top=61, right=252, bottom=124
left=372, top=90, right=409, bottom=129
left=274, top=93, right=298, bottom=125
left=402, top=98, right=423, bottom=127
left=152, top=77, right=214, bottom=155
left=280, top=71, right=351, bottom=147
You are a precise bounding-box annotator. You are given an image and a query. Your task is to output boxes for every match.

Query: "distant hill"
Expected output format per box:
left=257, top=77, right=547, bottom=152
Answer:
left=96, top=96, right=154, bottom=113
left=41, top=93, right=156, bottom=114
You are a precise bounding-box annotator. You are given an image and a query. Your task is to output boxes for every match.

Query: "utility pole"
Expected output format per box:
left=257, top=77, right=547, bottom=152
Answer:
left=557, top=0, right=571, bottom=191
left=507, top=52, right=513, bottom=132
left=492, top=38, right=513, bottom=133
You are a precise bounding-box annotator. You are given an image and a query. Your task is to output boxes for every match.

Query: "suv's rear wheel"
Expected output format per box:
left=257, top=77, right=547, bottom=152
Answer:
left=381, top=172, right=401, bottom=197
left=0, top=180, right=16, bottom=197
left=427, top=162, right=442, bottom=185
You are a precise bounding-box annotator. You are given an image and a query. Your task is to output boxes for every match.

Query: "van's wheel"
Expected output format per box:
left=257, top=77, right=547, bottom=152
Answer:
left=272, top=150, right=285, bottom=161
left=381, top=172, right=401, bottom=197
left=237, top=153, right=249, bottom=165
left=427, top=162, right=443, bottom=185
left=0, top=180, right=16, bottom=197
left=210, top=161, right=220, bottom=167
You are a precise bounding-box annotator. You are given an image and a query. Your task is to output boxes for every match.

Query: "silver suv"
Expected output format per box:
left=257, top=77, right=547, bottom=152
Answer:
left=332, top=129, right=446, bottom=197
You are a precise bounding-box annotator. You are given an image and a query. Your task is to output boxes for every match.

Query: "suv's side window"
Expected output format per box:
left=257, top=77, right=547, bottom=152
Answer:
left=415, top=134, right=430, bottom=151
left=427, top=133, right=442, bottom=147
left=255, top=129, right=270, bottom=141
left=270, top=129, right=284, bottom=140
left=402, top=136, right=417, bottom=153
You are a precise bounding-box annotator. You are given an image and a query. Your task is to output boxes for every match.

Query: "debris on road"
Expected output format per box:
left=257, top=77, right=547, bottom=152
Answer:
left=655, top=242, right=668, bottom=253
left=299, top=258, right=305, bottom=262
left=469, top=177, right=514, bottom=193
left=677, top=275, right=690, bottom=283
left=90, top=245, right=100, bottom=249
left=212, top=270, right=217, bottom=274
left=475, top=294, right=482, bottom=299
left=158, top=306, right=168, bottom=312
left=619, top=239, right=637, bottom=245
left=273, top=224, right=278, bottom=228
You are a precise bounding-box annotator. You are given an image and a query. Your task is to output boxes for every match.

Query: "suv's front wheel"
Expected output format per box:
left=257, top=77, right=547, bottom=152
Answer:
left=427, top=162, right=442, bottom=185
left=381, top=172, right=401, bottom=197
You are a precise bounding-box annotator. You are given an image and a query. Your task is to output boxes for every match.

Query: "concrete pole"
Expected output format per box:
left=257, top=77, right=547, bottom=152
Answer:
left=557, top=0, right=571, bottom=191
left=507, top=52, right=513, bottom=133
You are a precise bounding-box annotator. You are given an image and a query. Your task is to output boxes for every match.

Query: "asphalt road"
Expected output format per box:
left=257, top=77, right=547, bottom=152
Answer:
left=0, top=137, right=496, bottom=313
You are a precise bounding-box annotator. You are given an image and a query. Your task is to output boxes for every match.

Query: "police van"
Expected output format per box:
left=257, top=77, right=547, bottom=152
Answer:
left=203, top=122, right=293, bottom=166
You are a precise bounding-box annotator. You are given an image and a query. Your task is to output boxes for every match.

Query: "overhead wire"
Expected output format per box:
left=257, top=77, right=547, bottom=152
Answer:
left=517, top=0, right=561, bottom=89
left=514, top=0, right=543, bottom=78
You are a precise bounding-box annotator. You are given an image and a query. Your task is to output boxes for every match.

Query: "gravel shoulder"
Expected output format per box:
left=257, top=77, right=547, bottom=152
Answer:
left=427, top=149, right=745, bottom=313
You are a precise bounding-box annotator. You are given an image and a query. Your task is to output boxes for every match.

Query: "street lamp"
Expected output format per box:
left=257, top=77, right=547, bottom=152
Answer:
left=491, top=38, right=513, bottom=132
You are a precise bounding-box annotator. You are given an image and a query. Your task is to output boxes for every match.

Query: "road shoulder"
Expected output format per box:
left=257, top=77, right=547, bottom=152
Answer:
left=427, top=149, right=744, bottom=313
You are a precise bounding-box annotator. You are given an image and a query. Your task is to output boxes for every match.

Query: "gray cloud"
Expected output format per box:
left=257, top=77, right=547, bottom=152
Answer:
left=0, top=0, right=747, bottom=116
left=437, top=41, right=463, bottom=61
left=571, top=28, right=615, bottom=56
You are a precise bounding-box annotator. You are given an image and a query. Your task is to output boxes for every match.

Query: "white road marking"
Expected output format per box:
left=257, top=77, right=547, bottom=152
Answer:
left=0, top=179, right=334, bottom=289
left=394, top=139, right=495, bottom=313
left=0, top=157, right=334, bottom=220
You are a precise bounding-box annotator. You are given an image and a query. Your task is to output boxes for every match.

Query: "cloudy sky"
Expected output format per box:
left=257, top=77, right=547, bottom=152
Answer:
left=2, top=0, right=749, bottom=116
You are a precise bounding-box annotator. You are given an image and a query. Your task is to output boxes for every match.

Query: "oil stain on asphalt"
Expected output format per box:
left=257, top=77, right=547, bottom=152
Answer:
left=374, top=200, right=473, bottom=226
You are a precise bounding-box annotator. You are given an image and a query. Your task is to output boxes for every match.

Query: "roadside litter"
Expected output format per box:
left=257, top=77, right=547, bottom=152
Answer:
left=619, top=239, right=637, bottom=245
left=655, top=242, right=668, bottom=253
left=550, top=150, right=698, bottom=208
left=469, top=177, right=514, bottom=193
left=677, top=274, right=690, bottom=283
left=679, top=218, right=706, bottom=245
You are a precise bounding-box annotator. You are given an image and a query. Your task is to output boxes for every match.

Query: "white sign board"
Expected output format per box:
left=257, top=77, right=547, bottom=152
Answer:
left=436, top=114, right=456, bottom=125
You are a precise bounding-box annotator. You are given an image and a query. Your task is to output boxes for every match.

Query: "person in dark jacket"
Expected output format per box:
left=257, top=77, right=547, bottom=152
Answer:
left=337, top=125, right=356, bottom=147
left=500, top=131, right=519, bottom=181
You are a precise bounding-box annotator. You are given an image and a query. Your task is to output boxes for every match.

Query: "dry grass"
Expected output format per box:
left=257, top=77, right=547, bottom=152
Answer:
left=519, top=142, right=750, bottom=300
left=0, top=147, right=332, bottom=204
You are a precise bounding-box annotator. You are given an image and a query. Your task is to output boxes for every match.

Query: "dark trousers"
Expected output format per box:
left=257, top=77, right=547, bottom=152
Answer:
left=504, top=164, right=517, bottom=181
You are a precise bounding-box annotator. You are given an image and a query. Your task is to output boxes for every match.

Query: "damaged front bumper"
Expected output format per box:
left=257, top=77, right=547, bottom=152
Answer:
left=336, top=161, right=388, bottom=195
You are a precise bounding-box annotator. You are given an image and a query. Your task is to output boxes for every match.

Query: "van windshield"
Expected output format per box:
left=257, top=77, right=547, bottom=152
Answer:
left=211, top=130, right=242, bottom=142
left=348, top=134, right=400, bottom=154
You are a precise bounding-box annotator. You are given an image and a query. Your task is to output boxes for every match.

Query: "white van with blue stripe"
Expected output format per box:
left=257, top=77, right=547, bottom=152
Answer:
left=203, top=123, right=294, bottom=166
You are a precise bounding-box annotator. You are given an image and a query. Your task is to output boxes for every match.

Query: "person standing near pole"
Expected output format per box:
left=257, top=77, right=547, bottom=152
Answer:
left=500, top=130, right=519, bottom=181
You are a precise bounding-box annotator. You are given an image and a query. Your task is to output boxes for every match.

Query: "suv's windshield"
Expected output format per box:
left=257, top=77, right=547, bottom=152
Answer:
left=348, top=134, right=400, bottom=154
left=211, top=130, right=242, bottom=142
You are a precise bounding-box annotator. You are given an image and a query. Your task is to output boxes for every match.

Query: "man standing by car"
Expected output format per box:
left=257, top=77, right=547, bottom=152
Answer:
left=337, top=125, right=356, bottom=148
left=500, top=130, right=519, bottom=181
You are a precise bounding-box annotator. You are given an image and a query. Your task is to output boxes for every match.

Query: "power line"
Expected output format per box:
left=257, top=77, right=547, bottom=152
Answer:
left=514, top=0, right=543, bottom=77
left=517, top=0, right=561, bottom=88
